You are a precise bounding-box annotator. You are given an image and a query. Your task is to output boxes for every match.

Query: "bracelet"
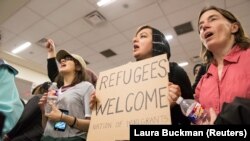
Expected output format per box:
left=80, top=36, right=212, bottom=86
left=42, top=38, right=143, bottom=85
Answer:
left=60, top=112, right=63, bottom=121
left=70, top=116, right=77, bottom=127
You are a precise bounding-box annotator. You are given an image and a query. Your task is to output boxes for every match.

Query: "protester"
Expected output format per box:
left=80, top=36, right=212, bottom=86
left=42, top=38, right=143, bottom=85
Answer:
left=132, top=25, right=193, bottom=125
left=46, top=39, right=97, bottom=88
left=195, top=6, right=250, bottom=123
left=39, top=50, right=95, bottom=141
left=91, top=25, right=193, bottom=125
left=3, top=82, right=51, bottom=141
left=191, top=63, right=207, bottom=94
left=0, top=59, right=24, bottom=135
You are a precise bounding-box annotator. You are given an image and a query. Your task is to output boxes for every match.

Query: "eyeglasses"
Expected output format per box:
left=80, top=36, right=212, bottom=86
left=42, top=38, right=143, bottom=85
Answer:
left=60, top=56, right=74, bottom=62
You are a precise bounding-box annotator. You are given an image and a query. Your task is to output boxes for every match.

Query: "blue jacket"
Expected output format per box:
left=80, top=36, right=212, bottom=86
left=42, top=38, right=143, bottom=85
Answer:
left=0, top=59, right=24, bottom=135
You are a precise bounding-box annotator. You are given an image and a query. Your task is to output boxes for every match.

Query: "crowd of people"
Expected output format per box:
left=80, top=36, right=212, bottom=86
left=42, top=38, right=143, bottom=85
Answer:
left=1, top=5, right=250, bottom=141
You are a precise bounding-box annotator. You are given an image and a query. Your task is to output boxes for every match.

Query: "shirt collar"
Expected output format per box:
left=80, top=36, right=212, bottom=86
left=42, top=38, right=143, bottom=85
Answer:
left=224, top=45, right=242, bottom=63
left=206, top=45, right=242, bottom=76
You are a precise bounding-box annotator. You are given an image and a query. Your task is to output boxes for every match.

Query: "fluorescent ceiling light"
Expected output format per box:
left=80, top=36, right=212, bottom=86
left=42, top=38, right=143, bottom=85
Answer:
left=12, top=42, right=31, bottom=54
left=178, top=62, right=189, bottom=67
left=165, top=35, right=173, bottom=41
left=97, top=0, right=116, bottom=7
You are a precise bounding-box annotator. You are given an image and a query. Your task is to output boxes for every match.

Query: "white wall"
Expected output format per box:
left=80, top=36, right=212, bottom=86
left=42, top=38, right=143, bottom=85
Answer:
left=7, top=61, right=49, bottom=101
left=9, top=62, right=49, bottom=84
left=1, top=50, right=50, bottom=100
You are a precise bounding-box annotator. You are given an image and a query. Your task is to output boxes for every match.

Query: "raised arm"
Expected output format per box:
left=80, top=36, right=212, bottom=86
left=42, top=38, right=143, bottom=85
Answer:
left=46, top=39, right=59, bottom=82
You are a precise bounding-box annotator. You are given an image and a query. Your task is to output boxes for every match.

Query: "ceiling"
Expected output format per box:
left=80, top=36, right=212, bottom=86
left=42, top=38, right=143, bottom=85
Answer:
left=1, top=0, right=250, bottom=84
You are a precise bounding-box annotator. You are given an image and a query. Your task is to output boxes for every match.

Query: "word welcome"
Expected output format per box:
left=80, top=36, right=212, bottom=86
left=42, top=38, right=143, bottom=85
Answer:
left=95, top=86, right=168, bottom=116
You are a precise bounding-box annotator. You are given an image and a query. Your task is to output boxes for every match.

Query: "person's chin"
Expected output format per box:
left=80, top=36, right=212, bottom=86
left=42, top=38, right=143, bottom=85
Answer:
left=205, top=41, right=217, bottom=50
left=59, top=68, right=68, bottom=73
left=204, top=37, right=216, bottom=47
left=133, top=53, right=140, bottom=59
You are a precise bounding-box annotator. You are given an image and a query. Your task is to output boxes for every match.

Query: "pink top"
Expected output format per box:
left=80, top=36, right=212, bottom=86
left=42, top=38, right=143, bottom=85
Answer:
left=195, top=45, right=250, bottom=114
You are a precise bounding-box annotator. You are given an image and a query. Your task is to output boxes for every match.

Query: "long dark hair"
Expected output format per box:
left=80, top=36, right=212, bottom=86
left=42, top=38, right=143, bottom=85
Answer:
left=198, top=6, right=250, bottom=63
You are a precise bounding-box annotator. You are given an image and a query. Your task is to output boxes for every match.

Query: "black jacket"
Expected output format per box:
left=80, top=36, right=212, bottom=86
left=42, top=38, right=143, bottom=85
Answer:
left=215, top=97, right=250, bottom=124
left=7, top=95, right=43, bottom=141
left=169, top=62, right=193, bottom=125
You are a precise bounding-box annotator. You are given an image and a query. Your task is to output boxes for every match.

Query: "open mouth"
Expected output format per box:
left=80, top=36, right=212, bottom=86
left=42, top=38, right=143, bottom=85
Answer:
left=60, top=63, right=66, bottom=68
left=133, top=44, right=139, bottom=50
left=204, top=32, right=213, bottom=39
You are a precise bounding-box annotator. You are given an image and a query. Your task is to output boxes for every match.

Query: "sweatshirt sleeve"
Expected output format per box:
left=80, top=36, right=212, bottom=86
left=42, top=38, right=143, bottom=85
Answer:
left=47, top=58, right=59, bottom=82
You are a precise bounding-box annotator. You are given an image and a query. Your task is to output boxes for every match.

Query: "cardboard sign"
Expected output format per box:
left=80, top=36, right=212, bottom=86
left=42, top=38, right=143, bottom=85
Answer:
left=87, top=54, right=171, bottom=141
